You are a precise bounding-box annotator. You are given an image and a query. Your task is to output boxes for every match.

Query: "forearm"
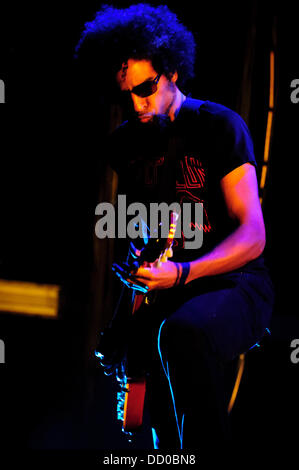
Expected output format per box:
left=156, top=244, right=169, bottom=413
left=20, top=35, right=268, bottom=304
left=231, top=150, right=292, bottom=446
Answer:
left=187, top=223, right=265, bottom=283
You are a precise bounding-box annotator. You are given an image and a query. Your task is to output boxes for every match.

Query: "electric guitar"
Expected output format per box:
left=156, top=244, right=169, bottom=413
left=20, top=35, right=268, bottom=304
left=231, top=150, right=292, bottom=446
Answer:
left=95, top=211, right=179, bottom=436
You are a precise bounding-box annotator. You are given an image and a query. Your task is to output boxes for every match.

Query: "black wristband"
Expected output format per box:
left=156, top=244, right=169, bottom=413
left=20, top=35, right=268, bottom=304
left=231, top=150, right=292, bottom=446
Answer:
left=178, top=262, right=190, bottom=287
left=174, top=263, right=181, bottom=287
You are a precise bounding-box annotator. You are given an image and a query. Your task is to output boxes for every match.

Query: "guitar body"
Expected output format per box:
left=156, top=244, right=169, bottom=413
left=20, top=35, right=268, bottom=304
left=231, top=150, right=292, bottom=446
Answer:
left=123, top=377, right=147, bottom=431
left=96, top=212, right=179, bottom=436
left=116, top=292, right=147, bottom=433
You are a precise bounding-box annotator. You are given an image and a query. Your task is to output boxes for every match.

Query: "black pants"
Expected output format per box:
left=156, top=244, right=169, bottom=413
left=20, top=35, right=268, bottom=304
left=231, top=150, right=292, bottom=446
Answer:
left=127, top=267, right=274, bottom=451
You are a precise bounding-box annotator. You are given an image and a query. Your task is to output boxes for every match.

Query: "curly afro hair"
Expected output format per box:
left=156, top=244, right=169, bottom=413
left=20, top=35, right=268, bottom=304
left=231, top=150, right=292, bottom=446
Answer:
left=75, top=3, right=196, bottom=90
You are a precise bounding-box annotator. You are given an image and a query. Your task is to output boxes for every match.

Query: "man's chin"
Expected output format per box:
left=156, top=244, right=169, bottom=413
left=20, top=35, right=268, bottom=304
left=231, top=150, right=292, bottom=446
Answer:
left=138, top=114, right=153, bottom=123
left=134, top=113, right=171, bottom=129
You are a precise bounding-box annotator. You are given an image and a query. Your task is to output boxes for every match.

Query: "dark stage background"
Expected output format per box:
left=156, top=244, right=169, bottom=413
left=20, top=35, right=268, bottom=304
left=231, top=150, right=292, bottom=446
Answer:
left=0, top=0, right=298, bottom=464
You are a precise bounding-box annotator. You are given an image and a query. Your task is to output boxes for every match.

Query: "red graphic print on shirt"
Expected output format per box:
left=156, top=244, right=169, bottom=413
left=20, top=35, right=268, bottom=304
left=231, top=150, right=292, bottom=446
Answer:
left=176, top=155, right=212, bottom=233
left=144, top=156, right=165, bottom=186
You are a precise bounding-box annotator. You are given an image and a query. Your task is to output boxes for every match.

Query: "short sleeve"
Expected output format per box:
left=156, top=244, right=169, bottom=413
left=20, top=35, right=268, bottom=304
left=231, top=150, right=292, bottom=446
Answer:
left=210, top=107, right=257, bottom=180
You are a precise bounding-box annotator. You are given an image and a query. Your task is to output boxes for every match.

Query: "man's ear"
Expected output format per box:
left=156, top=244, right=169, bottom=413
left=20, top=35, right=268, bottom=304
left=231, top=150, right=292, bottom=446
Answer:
left=170, top=71, right=178, bottom=83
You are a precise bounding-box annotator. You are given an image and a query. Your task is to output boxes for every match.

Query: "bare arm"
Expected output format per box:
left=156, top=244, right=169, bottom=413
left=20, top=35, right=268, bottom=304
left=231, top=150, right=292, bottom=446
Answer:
left=132, top=162, right=265, bottom=290
left=187, top=162, right=265, bottom=282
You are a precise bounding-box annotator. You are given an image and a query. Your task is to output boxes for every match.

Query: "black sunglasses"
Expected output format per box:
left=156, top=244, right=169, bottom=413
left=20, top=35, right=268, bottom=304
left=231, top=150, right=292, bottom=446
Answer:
left=124, top=74, right=161, bottom=98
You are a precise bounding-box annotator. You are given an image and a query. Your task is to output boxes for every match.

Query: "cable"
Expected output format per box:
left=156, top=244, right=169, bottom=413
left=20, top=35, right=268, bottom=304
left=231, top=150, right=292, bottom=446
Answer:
left=157, top=319, right=184, bottom=449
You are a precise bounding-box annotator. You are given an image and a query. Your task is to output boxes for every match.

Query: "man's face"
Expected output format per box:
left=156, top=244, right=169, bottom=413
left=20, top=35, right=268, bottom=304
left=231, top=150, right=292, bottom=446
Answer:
left=116, top=59, right=177, bottom=123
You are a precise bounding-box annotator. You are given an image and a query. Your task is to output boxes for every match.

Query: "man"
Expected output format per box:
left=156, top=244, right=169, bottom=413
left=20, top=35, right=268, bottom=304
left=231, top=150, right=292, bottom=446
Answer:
left=76, top=3, right=274, bottom=451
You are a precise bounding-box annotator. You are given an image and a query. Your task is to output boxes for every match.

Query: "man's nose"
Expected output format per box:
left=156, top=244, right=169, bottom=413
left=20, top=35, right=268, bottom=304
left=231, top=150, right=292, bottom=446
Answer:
left=131, top=93, right=147, bottom=112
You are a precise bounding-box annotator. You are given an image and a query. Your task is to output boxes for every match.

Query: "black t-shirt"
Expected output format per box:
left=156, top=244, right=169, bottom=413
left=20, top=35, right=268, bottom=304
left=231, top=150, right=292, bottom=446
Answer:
left=106, top=98, right=265, bottom=270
